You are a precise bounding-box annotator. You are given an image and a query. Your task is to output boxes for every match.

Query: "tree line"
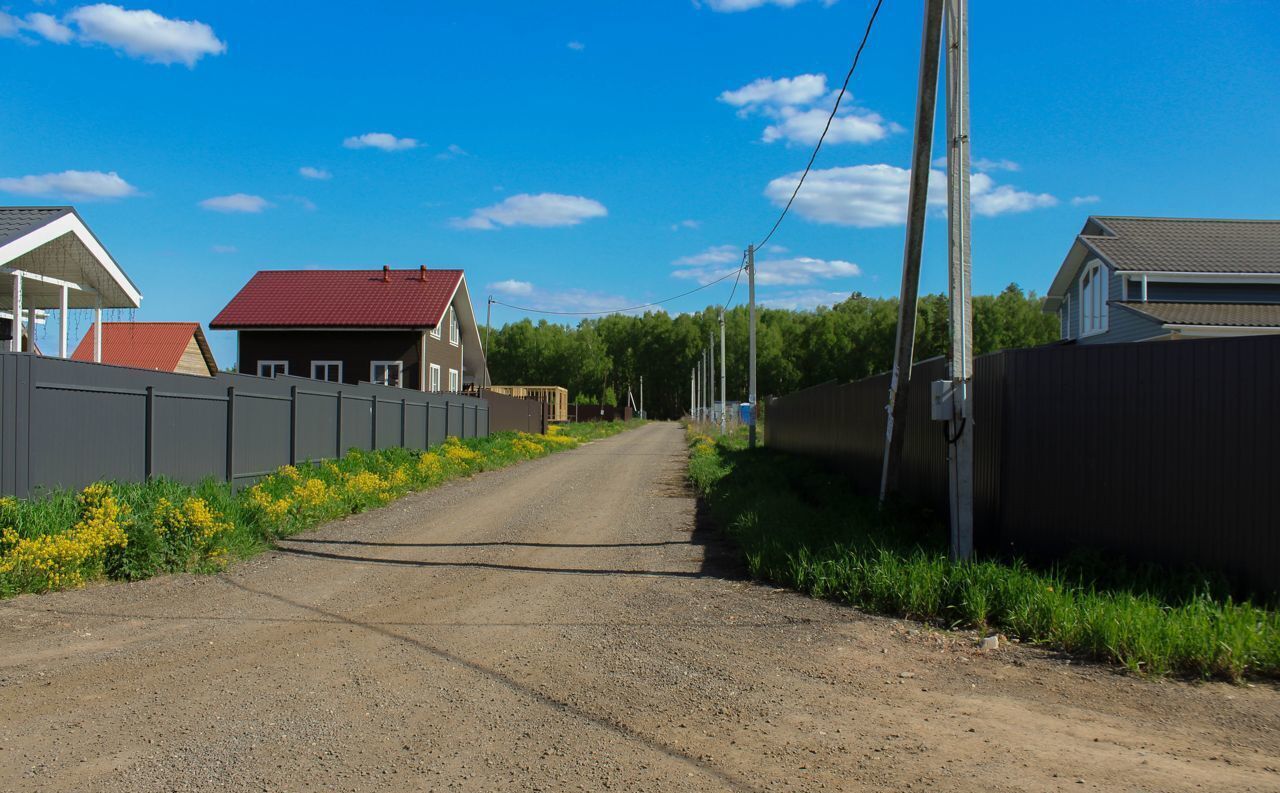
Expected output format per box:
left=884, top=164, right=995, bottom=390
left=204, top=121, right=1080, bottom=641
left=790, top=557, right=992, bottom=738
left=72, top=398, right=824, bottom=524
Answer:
left=485, top=284, right=1058, bottom=420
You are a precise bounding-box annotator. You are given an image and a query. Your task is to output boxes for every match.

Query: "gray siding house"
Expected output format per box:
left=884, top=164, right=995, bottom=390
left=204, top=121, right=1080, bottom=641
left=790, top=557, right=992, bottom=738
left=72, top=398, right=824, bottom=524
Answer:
left=1044, top=216, right=1280, bottom=343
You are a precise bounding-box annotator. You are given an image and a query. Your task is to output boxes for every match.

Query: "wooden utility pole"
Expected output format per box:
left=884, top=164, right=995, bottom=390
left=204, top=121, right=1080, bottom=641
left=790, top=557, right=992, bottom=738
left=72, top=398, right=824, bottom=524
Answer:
left=747, top=244, right=758, bottom=448
left=719, top=311, right=727, bottom=435
left=944, top=0, right=974, bottom=560
left=879, top=0, right=945, bottom=503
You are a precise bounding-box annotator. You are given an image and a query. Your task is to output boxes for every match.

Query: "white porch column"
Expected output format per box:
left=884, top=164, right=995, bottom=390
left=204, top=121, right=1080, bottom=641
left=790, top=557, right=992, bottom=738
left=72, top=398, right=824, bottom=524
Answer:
left=93, top=300, right=102, bottom=363
left=11, top=272, right=22, bottom=353
left=58, top=285, right=68, bottom=358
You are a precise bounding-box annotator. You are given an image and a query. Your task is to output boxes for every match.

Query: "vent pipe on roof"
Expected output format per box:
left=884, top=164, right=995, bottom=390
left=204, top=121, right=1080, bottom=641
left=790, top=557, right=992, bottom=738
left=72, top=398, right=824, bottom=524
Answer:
left=382, top=265, right=391, bottom=283
left=419, top=265, right=428, bottom=282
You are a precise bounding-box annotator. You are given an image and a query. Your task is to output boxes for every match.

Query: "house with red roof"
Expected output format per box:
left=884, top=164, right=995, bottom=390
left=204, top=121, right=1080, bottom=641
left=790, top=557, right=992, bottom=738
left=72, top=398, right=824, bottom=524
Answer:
left=209, top=266, right=487, bottom=391
left=71, top=322, right=218, bottom=376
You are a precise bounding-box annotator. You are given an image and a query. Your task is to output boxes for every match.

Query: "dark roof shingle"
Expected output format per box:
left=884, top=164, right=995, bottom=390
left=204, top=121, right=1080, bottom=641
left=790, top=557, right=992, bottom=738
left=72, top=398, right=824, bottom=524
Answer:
left=1115, top=301, right=1280, bottom=328
left=1084, top=217, right=1280, bottom=274
left=0, top=207, right=73, bottom=248
left=210, top=269, right=463, bottom=329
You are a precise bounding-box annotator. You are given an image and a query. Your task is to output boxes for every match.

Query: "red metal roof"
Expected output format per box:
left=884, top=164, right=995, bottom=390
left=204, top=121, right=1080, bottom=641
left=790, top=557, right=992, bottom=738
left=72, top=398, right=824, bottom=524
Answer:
left=209, top=268, right=464, bottom=329
left=71, top=322, right=215, bottom=374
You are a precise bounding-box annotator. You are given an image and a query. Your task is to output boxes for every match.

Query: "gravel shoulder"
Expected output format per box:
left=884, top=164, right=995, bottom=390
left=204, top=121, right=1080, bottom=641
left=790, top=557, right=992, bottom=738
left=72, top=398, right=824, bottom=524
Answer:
left=0, top=422, right=1276, bottom=792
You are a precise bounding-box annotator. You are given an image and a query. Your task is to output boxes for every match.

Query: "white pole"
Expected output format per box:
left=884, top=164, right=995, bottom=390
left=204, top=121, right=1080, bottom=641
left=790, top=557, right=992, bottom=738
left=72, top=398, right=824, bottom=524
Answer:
left=945, top=0, right=974, bottom=561
left=719, top=312, right=727, bottom=435
left=93, top=299, right=102, bottom=363
left=747, top=245, right=757, bottom=447
left=11, top=272, right=22, bottom=352
left=59, top=285, right=68, bottom=358
left=708, top=331, right=715, bottom=427
left=27, top=307, right=36, bottom=354
left=690, top=368, right=695, bottom=418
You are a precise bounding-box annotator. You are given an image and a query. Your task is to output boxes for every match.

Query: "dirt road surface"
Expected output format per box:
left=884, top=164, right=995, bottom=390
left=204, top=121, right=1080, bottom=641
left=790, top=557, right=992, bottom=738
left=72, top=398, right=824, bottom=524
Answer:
left=1, top=422, right=1277, bottom=792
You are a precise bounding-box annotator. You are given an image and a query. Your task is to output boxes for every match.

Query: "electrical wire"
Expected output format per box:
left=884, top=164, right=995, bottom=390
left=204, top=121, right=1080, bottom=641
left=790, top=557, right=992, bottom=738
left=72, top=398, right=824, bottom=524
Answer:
left=491, top=264, right=745, bottom=316
left=754, top=0, right=886, bottom=253
left=721, top=250, right=748, bottom=313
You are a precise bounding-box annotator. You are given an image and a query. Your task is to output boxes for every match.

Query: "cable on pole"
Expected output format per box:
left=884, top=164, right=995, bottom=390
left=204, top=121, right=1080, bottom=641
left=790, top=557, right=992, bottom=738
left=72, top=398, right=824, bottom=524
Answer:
left=754, top=0, right=886, bottom=253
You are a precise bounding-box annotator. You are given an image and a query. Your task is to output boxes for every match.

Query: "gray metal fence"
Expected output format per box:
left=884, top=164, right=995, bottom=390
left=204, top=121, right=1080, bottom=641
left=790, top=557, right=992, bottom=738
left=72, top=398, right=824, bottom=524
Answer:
left=766, top=335, right=1280, bottom=593
left=0, top=352, right=489, bottom=497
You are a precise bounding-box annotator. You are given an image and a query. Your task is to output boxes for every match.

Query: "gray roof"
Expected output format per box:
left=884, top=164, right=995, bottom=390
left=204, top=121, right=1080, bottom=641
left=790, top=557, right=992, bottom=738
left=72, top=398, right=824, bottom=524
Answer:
left=0, top=207, right=74, bottom=248
left=1115, top=301, right=1280, bottom=328
left=1083, top=216, right=1280, bottom=274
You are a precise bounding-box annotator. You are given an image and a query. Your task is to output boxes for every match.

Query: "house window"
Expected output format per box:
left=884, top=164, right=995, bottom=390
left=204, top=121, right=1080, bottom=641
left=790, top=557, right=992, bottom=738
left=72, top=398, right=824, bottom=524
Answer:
left=311, top=360, right=342, bottom=382
left=448, top=368, right=460, bottom=393
left=449, top=307, right=459, bottom=346
left=258, top=360, right=288, bottom=378
left=430, top=322, right=441, bottom=340
left=1079, top=261, right=1108, bottom=336
left=429, top=363, right=441, bottom=393
left=370, top=361, right=402, bottom=387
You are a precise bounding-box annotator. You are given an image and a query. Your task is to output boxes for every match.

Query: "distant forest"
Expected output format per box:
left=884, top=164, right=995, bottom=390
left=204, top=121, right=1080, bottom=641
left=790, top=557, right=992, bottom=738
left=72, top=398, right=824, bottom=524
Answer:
left=485, top=284, right=1058, bottom=420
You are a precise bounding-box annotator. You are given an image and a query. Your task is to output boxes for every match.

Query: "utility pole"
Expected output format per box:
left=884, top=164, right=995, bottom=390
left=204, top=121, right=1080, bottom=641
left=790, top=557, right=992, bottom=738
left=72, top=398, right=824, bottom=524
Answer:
left=708, top=330, right=716, bottom=428
left=484, top=296, right=493, bottom=388
left=704, top=347, right=710, bottom=422
left=639, top=375, right=644, bottom=420
left=880, top=0, right=945, bottom=503
left=944, top=0, right=974, bottom=560
left=690, top=368, right=696, bottom=418
left=719, top=311, right=727, bottom=435
left=747, top=244, right=758, bottom=448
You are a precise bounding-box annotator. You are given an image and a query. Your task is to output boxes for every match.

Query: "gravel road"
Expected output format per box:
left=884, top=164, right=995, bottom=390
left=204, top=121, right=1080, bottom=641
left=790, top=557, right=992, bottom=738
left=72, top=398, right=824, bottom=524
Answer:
left=0, top=422, right=1277, bottom=792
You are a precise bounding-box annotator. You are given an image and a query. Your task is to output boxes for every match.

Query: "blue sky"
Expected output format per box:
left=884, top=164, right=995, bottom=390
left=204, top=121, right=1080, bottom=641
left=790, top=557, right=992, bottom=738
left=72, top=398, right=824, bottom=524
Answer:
left=2, top=0, right=1278, bottom=366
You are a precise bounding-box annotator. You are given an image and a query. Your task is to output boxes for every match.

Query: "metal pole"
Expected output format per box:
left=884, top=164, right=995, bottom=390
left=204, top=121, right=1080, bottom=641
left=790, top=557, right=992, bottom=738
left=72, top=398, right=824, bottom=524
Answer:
left=719, top=312, right=727, bottom=435
left=747, top=244, right=757, bottom=448
left=880, top=0, right=945, bottom=503
left=945, top=0, right=974, bottom=561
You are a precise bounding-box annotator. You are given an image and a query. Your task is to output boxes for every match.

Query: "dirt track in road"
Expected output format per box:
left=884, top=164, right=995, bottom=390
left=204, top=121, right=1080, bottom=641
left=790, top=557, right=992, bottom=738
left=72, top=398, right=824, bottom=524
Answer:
left=1, top=422, right=1277, bottom=792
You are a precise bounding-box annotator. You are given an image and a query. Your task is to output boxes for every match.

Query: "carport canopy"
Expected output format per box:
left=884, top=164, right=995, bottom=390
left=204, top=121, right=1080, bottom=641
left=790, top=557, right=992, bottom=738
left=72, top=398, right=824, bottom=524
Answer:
left=0, top=207, right=142, bottom=359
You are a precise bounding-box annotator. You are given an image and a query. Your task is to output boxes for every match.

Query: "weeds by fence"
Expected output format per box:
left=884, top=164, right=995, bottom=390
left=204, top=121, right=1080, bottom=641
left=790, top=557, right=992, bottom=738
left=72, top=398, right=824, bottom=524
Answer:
left=0, top=421, right=641, bottom=598
left=687, top=426, right=1280, bottom=681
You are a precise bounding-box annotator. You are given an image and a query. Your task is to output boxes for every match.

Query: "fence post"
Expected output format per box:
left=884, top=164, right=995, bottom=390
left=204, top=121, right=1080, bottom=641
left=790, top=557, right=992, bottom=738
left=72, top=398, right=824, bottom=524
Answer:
left=335, top=390, right=343, bottom=459
left=225, top=386, right=235, bottom=484
left=144, top=385, right=155, bottom=479
left=289, top=385, right=298, bottom=465
left=401, top=397, right=407, bottom=447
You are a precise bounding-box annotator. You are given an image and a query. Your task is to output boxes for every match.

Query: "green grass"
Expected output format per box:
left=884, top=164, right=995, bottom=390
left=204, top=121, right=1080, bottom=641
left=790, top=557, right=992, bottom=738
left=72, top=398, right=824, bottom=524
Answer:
left=0, top=420, right=642, bottom=599
left=685, top=426, right=1280, bottom=681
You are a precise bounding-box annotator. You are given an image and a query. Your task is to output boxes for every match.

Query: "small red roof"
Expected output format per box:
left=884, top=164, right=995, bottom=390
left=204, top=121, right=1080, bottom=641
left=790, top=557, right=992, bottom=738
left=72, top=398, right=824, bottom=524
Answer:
left=209, top=268, right=463, bottom=329
left=71, top=322, right=217, bottom=374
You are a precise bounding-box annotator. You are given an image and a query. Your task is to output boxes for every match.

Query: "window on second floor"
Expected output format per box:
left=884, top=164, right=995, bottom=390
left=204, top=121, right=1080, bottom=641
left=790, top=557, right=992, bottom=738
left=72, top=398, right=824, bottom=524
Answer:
left=1080, top=261, right=1108, bottom=336
left=258, top=360, right=287, bottom=378
left=449, top=307, right=459, bottom=346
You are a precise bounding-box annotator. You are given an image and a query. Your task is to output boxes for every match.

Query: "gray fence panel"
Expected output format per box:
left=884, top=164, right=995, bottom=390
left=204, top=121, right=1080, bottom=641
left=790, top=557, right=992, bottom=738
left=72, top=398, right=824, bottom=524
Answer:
left=428, top=403, right=447, bottom=446
left=340, top=394, right=373, bottom=453
left=233, top=390, right=292, bottom=478
left=373, top=397, right=400, bottom=450
left=152, top=391, right=228, bottom=484
left=405, top=402, right=428, bottom=452
left=447, top=402, right=462, bottom=438
left=295, top=389, right=339, bottom=463
left=31, top=383, right=146, bottom=492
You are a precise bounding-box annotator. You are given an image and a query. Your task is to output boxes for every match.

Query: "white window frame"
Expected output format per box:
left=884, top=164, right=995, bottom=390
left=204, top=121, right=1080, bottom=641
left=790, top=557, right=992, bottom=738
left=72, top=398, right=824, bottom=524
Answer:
left=448, top=307, right=459, bottom=347
left=448, top=368, right=460, bottom=393
left=311, top=360, right=343, bottom=382
left=430, top=322, right=441, bottom=339
left=1079, top=261, right=1109, bottom=337
left=370, top=360, right=403, bottom=387
left=429, top=363, right=441, bottom=393
left=258, top=360, right=288, bottom=378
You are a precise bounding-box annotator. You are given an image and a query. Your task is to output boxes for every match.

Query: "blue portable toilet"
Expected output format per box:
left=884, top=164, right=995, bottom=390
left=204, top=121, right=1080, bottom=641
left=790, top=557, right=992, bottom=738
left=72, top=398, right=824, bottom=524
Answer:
left=739, top=402, right=753, bottom=424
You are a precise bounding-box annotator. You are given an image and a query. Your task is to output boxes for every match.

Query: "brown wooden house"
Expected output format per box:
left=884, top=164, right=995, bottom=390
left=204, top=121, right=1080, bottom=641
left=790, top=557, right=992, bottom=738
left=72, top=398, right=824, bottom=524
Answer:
left=210, top=266, right=487, bottom=391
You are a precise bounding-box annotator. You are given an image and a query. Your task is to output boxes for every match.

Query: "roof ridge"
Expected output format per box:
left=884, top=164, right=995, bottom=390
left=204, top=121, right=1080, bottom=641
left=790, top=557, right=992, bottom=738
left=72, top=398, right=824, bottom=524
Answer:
left=1091, top=215, right=1280, bottom=224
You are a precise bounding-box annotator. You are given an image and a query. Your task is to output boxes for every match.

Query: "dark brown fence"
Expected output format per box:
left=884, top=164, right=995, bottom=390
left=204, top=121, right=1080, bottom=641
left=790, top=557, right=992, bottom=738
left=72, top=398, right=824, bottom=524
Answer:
left=766, top=335, right=1280, bottom=593
left=482, top=389, right=548, bottom=434
left=569, top=403, right=633, bottom=422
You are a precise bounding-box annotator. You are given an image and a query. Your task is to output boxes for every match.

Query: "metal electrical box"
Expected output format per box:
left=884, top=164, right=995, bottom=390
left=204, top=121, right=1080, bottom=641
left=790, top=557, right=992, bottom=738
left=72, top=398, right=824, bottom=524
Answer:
left=931, top=379, right=972, bottom=421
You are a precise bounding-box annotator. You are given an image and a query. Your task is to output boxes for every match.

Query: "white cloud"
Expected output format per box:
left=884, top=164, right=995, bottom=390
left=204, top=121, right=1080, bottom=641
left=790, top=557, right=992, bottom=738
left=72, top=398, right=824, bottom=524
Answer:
left=673, top=244, right=740, bottom=267
left=489, top=279, right=534, bottom=296
left=211, top=244, right=237, bottom=254
left=718, top=74, right=828, bottom=108
left=436, top=144, right=467, bottom=160
left=1071, top=195, right=1101, bottom=206
left=0, top=169, right=138, bottom=200
left=760, top=289, right=850, bottom=311
left=299, top=166, right=331, bottom=180
left=567, top=40, right=584, bottom=51
left=452, top=193, right=607, bottom=230
left=702, top=0, right=835, bottom=13
left=671, top=219, right=701, bottom=231
left=199, top=193, right=272, bottom=213
left=343, top=132, right=420, bottom=151
left=67, top=4, right=226, bottom=66
left=762, top=106, right=895, bottom=145
left=936, top=156, right=1021, bottom=172
left=25, top=12, right=74, bottom=43
left=763, top=164, right=1056, bottom=227
left=0, top=12, right=21, bottom=38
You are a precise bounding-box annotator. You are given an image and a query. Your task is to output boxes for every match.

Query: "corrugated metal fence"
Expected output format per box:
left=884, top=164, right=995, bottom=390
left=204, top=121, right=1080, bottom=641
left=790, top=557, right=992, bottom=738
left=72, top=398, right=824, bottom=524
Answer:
left=0, top=352, right=489, bottom=498
left=766, top=335, right=1280, bottom=592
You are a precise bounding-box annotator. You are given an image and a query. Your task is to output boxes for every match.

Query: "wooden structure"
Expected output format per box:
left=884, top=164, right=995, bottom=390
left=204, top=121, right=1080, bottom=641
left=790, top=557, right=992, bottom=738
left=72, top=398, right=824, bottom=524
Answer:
left=72, top=322, right=218, bottom=376
left=487, top=385, right=568, bottom=423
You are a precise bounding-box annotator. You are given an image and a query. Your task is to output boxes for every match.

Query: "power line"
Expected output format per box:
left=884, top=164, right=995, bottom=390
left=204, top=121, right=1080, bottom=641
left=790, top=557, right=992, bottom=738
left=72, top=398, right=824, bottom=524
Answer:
left=492, top=265, right=745, bottom=317
left=722, top=250, right=748, bottom=312
left=754, top=0, right=886, bottom=253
